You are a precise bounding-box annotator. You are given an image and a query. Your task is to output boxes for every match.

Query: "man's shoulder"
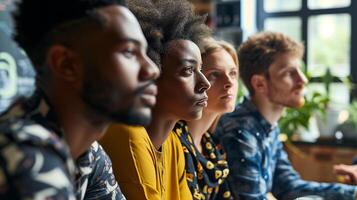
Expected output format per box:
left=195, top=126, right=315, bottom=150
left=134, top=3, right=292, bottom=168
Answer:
left=0, top=119, right=75, bottom=199
left=0, top=118, right=72, bottom=175
left=0, top=94, right=64, bottom=149
left=218, top=107, right=260, bottom=135
left=77, top=142, right=124, bottom=200
left=0, top=118, right=64, bottom=149
left=88, top=141, right=110, bottom=161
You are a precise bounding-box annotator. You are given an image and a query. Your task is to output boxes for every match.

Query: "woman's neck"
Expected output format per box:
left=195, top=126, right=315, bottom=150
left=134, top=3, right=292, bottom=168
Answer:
left=146, top=108, right=177, bottom=150
left=187, top=110, right=218, bottom=153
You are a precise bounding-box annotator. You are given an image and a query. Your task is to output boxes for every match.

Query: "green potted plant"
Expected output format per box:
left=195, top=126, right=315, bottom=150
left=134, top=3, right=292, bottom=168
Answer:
left=279, top=91, right=329, bottom=140
left=279, top=68, right=330, bottom=141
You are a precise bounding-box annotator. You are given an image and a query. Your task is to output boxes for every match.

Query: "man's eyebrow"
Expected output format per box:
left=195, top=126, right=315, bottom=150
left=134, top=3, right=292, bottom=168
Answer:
left=116, top=37, right=147, bottom=49
left=283, top=66, right=298, bottom=70
left=278, top=66, right=297, bottom=73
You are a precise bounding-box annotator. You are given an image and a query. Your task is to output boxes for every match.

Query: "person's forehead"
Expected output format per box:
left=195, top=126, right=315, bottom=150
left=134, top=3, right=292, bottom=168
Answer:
left=167, top=40, right=201, bottom=59
left=206, top=49, right=232, bottom=61
left=97, top=5, right=146, bottom=45
left=271, top=52, right=301, bottom=69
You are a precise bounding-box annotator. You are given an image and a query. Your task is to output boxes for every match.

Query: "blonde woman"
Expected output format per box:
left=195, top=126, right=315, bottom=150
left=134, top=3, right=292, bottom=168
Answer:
left=173, top=38, right=239, bottom=200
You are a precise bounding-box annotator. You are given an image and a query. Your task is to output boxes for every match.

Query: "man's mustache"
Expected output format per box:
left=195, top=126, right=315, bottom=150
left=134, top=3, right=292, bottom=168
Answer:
left=135, top=80, right=157, bottom=95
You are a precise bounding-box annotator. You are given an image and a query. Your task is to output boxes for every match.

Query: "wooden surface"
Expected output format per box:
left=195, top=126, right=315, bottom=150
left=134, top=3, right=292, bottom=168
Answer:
left=284, top=142, right=357, bottom=183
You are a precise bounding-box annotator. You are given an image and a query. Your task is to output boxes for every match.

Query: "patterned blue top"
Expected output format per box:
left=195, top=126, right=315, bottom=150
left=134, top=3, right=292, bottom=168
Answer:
left=0, top=90, right=125, bottom=200
left=215, top=98, right=357, bottom=200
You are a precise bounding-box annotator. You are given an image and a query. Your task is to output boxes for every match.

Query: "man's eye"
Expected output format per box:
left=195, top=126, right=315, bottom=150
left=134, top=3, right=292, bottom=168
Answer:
left=286, top=71, right=294, bottom=76
left=123, top=49, right=135, bottom=58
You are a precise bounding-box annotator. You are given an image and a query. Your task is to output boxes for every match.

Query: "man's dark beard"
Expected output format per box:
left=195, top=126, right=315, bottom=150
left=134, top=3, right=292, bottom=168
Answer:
left=80, top=76, right=153, bottom=126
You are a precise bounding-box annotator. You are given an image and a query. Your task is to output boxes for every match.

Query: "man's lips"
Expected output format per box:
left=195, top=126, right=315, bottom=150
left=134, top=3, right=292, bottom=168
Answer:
left=140, top=84, right=158, bottom=107
left=293, top=88, right=305, bottom=96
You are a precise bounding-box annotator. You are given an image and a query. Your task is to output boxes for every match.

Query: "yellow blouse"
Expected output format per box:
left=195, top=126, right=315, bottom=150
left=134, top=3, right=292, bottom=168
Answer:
left=100, top=124, right=191, bottom=200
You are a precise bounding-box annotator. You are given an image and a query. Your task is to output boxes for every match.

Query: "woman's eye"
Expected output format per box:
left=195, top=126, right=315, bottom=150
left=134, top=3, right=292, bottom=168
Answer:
left=207, top=71, right=220, bottom=80
left=182, top=66, right=194, bottom=76
left=230, top=70, right=238, bottom=78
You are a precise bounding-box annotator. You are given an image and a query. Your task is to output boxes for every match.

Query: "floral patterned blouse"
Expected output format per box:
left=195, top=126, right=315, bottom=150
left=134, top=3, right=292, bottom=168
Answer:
left=173, top=121, right=233, bottom=200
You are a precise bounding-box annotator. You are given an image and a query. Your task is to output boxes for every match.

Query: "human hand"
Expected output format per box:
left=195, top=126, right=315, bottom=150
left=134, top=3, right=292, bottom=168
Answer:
left=333, top=164, right=357, bottom=185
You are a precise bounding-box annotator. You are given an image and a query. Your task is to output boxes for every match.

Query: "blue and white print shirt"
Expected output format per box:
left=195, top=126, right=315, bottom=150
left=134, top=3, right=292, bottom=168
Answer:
left=0, top=90, right=125, bottom=200
left=215, top=98, right=357, bottom=200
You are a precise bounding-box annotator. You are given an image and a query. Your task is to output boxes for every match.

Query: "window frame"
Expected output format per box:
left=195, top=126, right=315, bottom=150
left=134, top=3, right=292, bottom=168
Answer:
left=256, top=0, right=357, bottom=99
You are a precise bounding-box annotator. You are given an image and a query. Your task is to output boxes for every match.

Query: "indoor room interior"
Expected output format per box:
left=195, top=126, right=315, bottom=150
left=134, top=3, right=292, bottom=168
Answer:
left=187, top=0, right=357, bottom=185
left=1, top=0, right=357, bottom=199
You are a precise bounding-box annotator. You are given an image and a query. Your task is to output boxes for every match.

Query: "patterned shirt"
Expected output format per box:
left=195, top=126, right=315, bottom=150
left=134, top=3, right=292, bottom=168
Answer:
left=174, top=121, right=232, bottom=200
left=0, top=90, right=125, bottom=200
left=215, top=98, right=357, bottom=200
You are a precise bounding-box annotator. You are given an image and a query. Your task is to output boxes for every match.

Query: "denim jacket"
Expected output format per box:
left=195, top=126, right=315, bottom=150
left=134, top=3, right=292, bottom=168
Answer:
left=215, top=98, right=357, bottom=200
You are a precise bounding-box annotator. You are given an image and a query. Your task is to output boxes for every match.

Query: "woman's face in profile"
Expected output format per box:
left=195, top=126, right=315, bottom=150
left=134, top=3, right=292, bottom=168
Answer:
left=202, top=48, right=239, bottom=114
left=156, top=39, right=210, bottom=121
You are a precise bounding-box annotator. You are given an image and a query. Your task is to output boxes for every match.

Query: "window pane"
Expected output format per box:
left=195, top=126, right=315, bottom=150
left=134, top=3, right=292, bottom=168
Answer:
left=307, top=83, right=349, bottom=109
left=264, top=0, right=301, bottom=12
left=308, top=0, right=351, bottom=9
left=307, top=14, right=350, bottom=77
left=264, top=17, right=301, bottom=41
left=330, top=84, right=350, bottom=108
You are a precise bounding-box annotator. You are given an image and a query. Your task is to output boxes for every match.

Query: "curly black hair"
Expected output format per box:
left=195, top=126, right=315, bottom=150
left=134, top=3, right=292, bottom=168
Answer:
left=13, top=0, right=127, bottom=71
left=128, top=0, right=211, bottom=68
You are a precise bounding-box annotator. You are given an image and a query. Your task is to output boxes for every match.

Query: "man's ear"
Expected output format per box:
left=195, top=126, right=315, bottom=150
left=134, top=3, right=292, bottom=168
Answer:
left=251, top=74, right=268, bottom=95
left=46, top=45, right=82, bottom=82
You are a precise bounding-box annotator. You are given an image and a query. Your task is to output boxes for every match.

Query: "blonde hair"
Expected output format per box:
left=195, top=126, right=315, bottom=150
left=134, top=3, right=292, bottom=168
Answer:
left=200, top=37, right=239, bottom=68
left=200, top=37, right=239, bottom=132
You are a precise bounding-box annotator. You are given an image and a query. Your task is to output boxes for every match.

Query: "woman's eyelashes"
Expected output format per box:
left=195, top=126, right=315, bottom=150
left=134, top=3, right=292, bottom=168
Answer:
left=230, top=69, right=238, bottom=78
left=181, top=66, right=194, bottom=76
left=206, top=67, right=239, bottom=80
left=121, top=42, right=139, bottom=59
left=206, top=71, right=220, bottom=81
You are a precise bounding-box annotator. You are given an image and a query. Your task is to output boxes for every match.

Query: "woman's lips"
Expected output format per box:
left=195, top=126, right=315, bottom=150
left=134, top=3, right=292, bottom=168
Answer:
left=220, top=94, right=234, bottom=100
left=195, top=97, right=208, bottom=107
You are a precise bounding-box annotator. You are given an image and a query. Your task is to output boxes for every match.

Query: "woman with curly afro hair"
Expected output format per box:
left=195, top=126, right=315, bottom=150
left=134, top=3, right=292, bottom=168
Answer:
left=101, top=0, right=212, bottom=199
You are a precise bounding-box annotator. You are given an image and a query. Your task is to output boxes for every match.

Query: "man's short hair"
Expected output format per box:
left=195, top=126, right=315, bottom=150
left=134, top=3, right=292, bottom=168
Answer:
left=128, top=0, right=211, bottom=69
left=13, top=0, right=127, bottom=71
left=238, top=31, right=304, bottom=95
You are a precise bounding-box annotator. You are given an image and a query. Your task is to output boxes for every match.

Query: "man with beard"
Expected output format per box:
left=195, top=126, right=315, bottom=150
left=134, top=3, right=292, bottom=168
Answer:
left=0, top=0, right=159, bottom=199
left=215, top=32, right=357, bottom=200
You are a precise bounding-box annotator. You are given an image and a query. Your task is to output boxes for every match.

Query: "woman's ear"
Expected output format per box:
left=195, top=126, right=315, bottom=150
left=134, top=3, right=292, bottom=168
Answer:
left=46, top=45, right=82, bottom=82
left=251, top=74, right=268, bottom=95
